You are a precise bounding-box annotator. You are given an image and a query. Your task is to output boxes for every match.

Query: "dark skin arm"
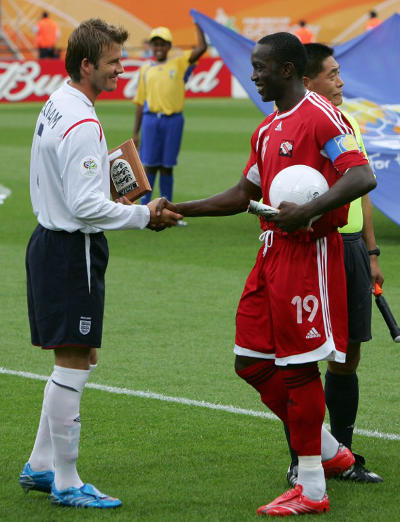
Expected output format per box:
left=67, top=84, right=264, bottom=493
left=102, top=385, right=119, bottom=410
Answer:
left=175, top=176, right=261, bottom=217
left=133, top=103, right=143, bottom=148
left=270, top=164, right=377, bottom=233
left=189, top=24, right=207, bottom=64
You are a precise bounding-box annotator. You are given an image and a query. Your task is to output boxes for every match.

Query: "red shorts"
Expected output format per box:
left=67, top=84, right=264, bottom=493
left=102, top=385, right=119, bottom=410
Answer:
left=235, top=231, right=348, bottom=365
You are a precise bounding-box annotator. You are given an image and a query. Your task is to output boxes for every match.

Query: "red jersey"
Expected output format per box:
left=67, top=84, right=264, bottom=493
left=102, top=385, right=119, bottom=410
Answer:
left=244, top=91, right=368, bottom=239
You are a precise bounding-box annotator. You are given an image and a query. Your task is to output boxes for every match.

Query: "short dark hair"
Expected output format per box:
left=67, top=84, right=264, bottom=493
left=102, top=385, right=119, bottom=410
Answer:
left=65, top=18, right=128, bottom=82
left=257, top=32, right=307, bottom=78
left=303, top=43, right=334, bottom=78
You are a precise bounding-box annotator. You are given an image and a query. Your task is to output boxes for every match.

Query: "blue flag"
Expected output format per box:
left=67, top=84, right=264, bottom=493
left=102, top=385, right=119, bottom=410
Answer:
left=190, top=9, right=273, bottom=116
left=191, top=9, right=400, bottom=226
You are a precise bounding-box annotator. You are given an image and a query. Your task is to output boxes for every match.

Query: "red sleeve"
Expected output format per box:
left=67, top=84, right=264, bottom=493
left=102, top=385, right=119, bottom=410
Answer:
left=243, top=115, right=273, bottom=178
left=243, top=131, right=258, bottom=177
left=333, top=150, right=369, bottom=174
left=308, top=94, right=369, bottom=173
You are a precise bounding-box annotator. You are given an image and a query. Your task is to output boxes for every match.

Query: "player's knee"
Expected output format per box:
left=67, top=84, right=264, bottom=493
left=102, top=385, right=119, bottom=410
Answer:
left=328, top=344, right=360, bottom=374
left=54, top=346, right=92, bottom=370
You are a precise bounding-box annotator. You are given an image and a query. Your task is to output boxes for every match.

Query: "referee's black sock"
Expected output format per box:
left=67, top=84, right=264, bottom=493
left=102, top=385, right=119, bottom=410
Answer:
left=283, top=423, right=299, bottom=465
left=325, top=370, right=359, bottom=451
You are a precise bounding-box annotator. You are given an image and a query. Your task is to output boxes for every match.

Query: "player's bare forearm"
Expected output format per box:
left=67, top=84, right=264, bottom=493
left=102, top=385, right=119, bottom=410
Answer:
left=270, top=164, right=376, bottom=233
left=305, top=164, right=376, bottom=217
left=361, top=195, right=377, bottom=250
left=362, top=194, right=384, bottom=286
left=189, top=24, right=208, bottom=63
left=133, top=104, right=143, bottom=145
left=175, top=176, right=261, bottom=217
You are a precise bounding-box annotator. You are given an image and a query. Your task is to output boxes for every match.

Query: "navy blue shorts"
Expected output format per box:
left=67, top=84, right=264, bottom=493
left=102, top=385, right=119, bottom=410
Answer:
left=140, top=111, right=184, bottom=168
left=342, top=232, right=372, bottom=343
left=26, top=225, right=109, bottom=349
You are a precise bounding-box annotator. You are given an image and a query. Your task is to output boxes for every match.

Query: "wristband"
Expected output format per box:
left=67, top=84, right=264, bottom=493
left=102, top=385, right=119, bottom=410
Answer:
left=368, top=247, right=380, bottom=256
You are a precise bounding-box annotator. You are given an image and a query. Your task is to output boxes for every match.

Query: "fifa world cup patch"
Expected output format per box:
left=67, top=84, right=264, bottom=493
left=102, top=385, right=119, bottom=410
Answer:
left=279, top=140, right=294, bottom=157
left=80, top=156, right=99, bottom=177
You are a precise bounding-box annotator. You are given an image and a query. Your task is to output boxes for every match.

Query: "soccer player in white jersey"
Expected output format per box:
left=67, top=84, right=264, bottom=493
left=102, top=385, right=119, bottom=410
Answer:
left=19, top=18, right=181, bottom=509
left=174, top=33, right=376, bottom=516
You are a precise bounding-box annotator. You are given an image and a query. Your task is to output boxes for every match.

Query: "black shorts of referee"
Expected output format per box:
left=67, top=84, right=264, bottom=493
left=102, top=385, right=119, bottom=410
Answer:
left=342, top=231, right=372, bottom=344
left=26, top=224, right=109, bottom=349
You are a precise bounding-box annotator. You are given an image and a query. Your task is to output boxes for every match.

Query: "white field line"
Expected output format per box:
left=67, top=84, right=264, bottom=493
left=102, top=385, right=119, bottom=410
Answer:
left=1, top=367, right=399, bottom=441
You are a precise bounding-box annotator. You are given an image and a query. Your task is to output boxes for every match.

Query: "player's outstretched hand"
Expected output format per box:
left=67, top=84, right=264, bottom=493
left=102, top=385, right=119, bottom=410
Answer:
left=269, top=201, right=311, bottom=233
left=146, top=197, right=183, bottom=231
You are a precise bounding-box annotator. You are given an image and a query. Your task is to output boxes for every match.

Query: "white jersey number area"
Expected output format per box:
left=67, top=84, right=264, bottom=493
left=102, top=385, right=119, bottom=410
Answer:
left=291, top=295, right=319, bottom=324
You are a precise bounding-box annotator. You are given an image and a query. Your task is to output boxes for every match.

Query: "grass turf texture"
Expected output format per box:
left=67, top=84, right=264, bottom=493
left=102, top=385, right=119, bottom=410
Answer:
left=0, top=99, right=399, bottom=521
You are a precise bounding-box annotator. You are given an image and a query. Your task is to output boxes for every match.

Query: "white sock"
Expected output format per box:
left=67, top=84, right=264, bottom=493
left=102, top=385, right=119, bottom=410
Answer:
left=46, top=365, right=90, bottom=491
left=297, top=456, right=326, bottom=501
left=321, top=426, right=339, bottom=461
left=29, top=377, right=54, bottom=471
left=89, top=363, right=97, bottom=376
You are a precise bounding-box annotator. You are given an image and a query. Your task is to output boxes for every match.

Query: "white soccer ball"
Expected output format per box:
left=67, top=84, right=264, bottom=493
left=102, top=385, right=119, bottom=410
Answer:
left=269, top=165, right=329, bottom=208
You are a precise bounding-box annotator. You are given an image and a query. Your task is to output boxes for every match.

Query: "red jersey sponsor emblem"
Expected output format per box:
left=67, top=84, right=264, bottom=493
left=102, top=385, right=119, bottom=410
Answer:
left=279, top=140, right=294, bottom=157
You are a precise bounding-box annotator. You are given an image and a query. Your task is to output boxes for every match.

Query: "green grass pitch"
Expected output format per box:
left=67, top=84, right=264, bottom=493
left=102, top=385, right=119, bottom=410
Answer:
left=0, top=98, right=399, bottom=521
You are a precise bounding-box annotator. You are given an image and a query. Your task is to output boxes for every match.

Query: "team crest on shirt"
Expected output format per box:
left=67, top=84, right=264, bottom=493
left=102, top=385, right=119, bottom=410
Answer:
left=79, top=316, right=92, bottom=335
left=333, top=134, right=360, bottom=153
left=279, top=140, right=294, bottom=157
left=80, top=156, right=99, bottom=177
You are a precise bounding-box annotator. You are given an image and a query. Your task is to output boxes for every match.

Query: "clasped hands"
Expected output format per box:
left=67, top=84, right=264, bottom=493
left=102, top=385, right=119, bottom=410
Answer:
left=116, top=196, right=183, bottom=231
left=146, top=197, right=183, bottom=231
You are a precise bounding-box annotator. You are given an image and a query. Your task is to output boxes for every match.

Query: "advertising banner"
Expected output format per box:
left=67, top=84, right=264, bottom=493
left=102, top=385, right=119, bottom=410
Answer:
left=0, top=57, right=232, bottom=103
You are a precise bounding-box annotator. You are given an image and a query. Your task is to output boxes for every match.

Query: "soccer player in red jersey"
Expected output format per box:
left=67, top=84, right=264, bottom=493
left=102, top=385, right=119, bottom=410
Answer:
left=175, top=32, right=376, bottom=516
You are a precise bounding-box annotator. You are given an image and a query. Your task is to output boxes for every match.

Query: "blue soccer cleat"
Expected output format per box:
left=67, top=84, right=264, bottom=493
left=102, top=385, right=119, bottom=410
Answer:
left=19, top=462, right=54, bottom=494
left=50, top=482, right=122, bottom=508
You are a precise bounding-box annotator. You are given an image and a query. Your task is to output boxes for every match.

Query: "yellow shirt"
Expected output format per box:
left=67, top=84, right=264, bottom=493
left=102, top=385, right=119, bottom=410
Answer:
left=134, top=50, right=192, bottom=115
left=338, top=110, right=368, bottom=234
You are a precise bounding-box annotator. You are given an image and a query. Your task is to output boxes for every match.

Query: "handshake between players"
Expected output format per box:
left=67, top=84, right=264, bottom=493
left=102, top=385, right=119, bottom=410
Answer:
left=116, top=195, right=183, bottom=231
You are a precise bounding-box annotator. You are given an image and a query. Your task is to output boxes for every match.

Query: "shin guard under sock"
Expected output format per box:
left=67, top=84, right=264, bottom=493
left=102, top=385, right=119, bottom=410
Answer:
left=283, top=364, right=325, bottom=456
left=46, top=366, right=90, bottom=490
left=29, top=377, right=54, bottom=471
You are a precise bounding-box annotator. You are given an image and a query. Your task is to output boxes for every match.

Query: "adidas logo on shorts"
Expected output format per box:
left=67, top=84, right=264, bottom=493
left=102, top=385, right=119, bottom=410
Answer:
left=306, top=327, right=321, bottom=339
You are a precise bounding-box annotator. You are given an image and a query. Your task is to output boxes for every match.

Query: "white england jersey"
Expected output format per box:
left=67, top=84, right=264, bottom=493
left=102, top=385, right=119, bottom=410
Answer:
left=30, top=81, right=150, bottom=233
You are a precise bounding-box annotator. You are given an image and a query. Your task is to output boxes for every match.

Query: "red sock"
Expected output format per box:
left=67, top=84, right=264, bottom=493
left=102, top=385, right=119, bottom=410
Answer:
left=282, top=364, right=325, bottom=456
left=236, top=360, right=289, bottom=423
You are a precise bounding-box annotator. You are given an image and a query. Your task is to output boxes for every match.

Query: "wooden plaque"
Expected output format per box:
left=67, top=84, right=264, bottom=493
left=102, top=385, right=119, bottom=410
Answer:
left=109, top=139, right=151, bottom=202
